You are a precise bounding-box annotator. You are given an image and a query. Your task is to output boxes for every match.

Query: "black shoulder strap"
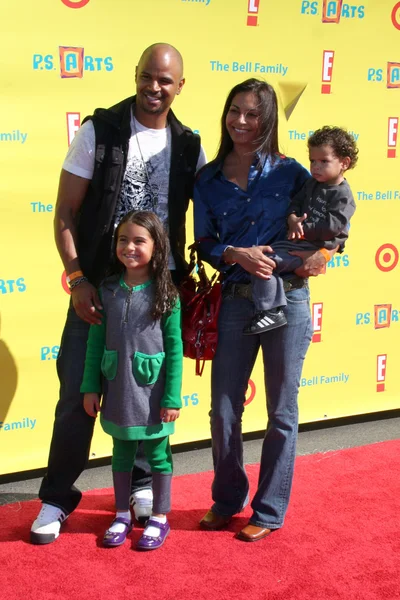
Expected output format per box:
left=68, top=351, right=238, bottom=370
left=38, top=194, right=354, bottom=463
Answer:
left=184, top=130, right=201, bottom=171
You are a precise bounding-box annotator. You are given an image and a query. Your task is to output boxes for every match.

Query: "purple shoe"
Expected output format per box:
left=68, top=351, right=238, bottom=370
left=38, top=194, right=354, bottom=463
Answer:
left=103, top=517, right=133, bottom=547
left=136, top=518, right=170, bottom=551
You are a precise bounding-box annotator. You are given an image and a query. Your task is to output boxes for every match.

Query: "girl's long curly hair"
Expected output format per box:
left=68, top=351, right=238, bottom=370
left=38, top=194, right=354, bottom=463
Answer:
left=108, top=210, right=178, bottom=320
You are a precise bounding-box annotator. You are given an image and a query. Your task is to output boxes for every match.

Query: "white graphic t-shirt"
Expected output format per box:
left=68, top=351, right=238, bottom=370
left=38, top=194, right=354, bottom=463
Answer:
left=114, top=115, right=171, bottom=233
left=63, top=112, right=206, bottom=269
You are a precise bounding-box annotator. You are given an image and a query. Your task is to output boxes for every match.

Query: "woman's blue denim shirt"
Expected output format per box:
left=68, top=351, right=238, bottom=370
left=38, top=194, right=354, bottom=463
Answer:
left=193, top=154, right=310, bottom=284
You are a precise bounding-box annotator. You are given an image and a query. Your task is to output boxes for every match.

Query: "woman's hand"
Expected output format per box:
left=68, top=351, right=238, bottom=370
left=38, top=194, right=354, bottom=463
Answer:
left=160, top=408, right=180, bottom=423
left=223, top=245, right=276, bottom=279
left=83, top=393, right=101, bottom=418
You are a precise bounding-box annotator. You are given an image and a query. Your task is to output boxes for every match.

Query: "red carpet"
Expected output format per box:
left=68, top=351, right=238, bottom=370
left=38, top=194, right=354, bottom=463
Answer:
left=1, top=440, right=399, bottom=600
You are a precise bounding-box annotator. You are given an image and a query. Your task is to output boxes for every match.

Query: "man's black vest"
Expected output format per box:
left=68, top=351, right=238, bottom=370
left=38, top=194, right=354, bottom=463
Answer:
left=76, top=95, right=201, bottom=286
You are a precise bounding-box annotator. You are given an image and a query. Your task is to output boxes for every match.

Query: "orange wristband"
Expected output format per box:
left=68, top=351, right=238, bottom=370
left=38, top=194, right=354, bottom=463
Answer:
left=318, top=248, right=331, bottom=263
left=66, top=270, right=84, bottom=284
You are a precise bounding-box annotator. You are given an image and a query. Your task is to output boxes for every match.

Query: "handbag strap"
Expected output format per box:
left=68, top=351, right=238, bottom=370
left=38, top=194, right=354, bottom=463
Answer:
left=196, top=358, right=206, bottom=377
left=187, top=243, right=209, bottom=288
left=187, top=242, right=222, bottom=288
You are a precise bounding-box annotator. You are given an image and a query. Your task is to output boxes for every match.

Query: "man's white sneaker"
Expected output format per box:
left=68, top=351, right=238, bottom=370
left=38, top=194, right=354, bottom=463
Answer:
left=30, top=503, right=68, bottom=545
left=130, top=488, right=153, bottom=523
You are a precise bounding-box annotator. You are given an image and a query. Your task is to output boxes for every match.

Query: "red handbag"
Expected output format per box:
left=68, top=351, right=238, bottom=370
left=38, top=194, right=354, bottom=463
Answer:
left=179, top=243, right=222, bottom=376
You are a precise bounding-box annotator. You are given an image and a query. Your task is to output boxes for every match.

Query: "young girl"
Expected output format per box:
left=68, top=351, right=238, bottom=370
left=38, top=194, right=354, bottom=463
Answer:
left=81, top=210, right=182, bottom=550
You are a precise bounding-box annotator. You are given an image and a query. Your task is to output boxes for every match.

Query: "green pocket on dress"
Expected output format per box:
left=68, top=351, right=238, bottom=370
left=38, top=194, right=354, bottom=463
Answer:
left=132, top=351, right=165, bottom=385
left=101, top=349, right=118, bottom=380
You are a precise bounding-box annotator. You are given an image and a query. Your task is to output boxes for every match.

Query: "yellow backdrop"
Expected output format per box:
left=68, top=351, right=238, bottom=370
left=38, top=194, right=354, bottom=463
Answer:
left=1, top=0, right=399, bottom=475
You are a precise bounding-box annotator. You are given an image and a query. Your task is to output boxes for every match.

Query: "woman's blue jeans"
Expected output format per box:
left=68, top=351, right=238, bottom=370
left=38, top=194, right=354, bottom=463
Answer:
left=210, top=285, right=312, bottom=529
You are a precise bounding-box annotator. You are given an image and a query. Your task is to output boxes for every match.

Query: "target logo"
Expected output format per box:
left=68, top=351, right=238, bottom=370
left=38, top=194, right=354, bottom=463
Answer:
left=244, top=379, right=256, bottom=406
left=392, top=2, right=400, bottom=29
left=61, top=0, right=90, bottom=7
left=375, top=243, right=399, bottom=272
left=61, top=271, right=71, bottom=295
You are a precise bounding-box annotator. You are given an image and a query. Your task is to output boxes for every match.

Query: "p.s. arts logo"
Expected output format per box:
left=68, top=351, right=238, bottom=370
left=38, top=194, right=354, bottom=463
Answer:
left=321, top=50, right=334, bottom=94
left=61, top=0, right=90, bottom=7
left=367, top=62, right=400, bottom=88
left=0, top=278, right=26, bottom=294
left=301, top=1, right=365, bottom=21
left=33, top=47, right=113, bottom=78
left=387, top=117, right=398, bottom=157
left=327, top=254, right=349, bottom=268
left=247, top=0, right=260, bottom=26
left=182, top=392, right=199, bottom=407
left=41, top=345, right=60, bottom=361
left=376, top=354, right=387, bottom=392
left=67, top=112, right=80, bottom=146
left=375, top=243, right=399, bottom=272
left=356, top=304, right=399, bottom=328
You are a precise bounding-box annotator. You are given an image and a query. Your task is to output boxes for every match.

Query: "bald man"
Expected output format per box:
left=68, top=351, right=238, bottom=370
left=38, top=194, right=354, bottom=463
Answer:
left=30, top=43, right=206, bottom=544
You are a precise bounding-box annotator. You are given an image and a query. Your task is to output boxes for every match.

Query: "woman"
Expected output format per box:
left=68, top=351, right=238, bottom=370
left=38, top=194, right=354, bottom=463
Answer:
left=194, top=79, right=330, bottom=542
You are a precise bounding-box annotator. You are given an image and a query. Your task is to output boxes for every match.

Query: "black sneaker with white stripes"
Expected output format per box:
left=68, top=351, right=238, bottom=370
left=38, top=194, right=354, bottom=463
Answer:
left=243, top=309, right=287, bottom=335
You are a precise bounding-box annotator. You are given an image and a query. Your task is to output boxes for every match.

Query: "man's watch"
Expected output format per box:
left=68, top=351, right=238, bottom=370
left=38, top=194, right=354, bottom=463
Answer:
left=223, top=245, right=236, bottom=265
left=66, top=270, right=84, bottom=285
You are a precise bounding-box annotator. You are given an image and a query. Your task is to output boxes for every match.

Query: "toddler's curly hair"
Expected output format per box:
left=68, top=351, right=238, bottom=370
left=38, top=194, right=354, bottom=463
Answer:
left=308, top=126, right=358, bottom=169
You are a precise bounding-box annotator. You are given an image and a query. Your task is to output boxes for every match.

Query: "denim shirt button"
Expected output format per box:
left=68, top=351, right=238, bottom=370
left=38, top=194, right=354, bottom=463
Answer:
left=275, top=193, right=280, bottom=197
left=223, top=212, right=227, bottom=216
left=247, top=198, right=251, bottom=202
left=251, top=221, right=255, bottom=225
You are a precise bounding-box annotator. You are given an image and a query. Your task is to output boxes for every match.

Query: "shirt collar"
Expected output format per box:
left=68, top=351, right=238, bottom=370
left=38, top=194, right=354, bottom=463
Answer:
left=200, top=153, right=277, bottom=184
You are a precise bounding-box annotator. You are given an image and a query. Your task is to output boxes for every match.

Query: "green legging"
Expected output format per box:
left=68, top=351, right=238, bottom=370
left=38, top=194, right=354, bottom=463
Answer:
left=112, top=436, right=173, bottom=473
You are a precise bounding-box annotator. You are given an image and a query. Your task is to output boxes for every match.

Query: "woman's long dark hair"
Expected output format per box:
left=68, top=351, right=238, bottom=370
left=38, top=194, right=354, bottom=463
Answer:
left=212, top=78, right=280, bottom=167
left=108, top=210, right=178, bottom=320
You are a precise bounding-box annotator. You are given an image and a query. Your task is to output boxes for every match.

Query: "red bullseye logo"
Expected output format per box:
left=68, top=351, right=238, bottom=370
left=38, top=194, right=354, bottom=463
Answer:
left=61, top=271, right=71, bottom=295
left=375, top=243, right=399, bottom=272
left=244, top=379, right=256, bottom=406
left=61, top=0, right=90, bottom=8
left=392, top=2, right=400, bottom=30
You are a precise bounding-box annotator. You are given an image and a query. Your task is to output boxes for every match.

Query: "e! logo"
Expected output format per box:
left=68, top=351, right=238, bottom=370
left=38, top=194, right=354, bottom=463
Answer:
left=321, top=50, right=335, bottom=94
left=61, top=0, right=90, bottom=7
left=376, top=354, right=387, bottom=392
left=247, top=0, right=260, bottom=26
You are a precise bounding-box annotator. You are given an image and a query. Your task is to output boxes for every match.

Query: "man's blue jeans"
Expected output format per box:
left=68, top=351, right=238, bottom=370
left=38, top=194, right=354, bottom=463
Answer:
left=38, top=302, right=152, bottom=514
left=210, top=285, right=312, bottom=529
